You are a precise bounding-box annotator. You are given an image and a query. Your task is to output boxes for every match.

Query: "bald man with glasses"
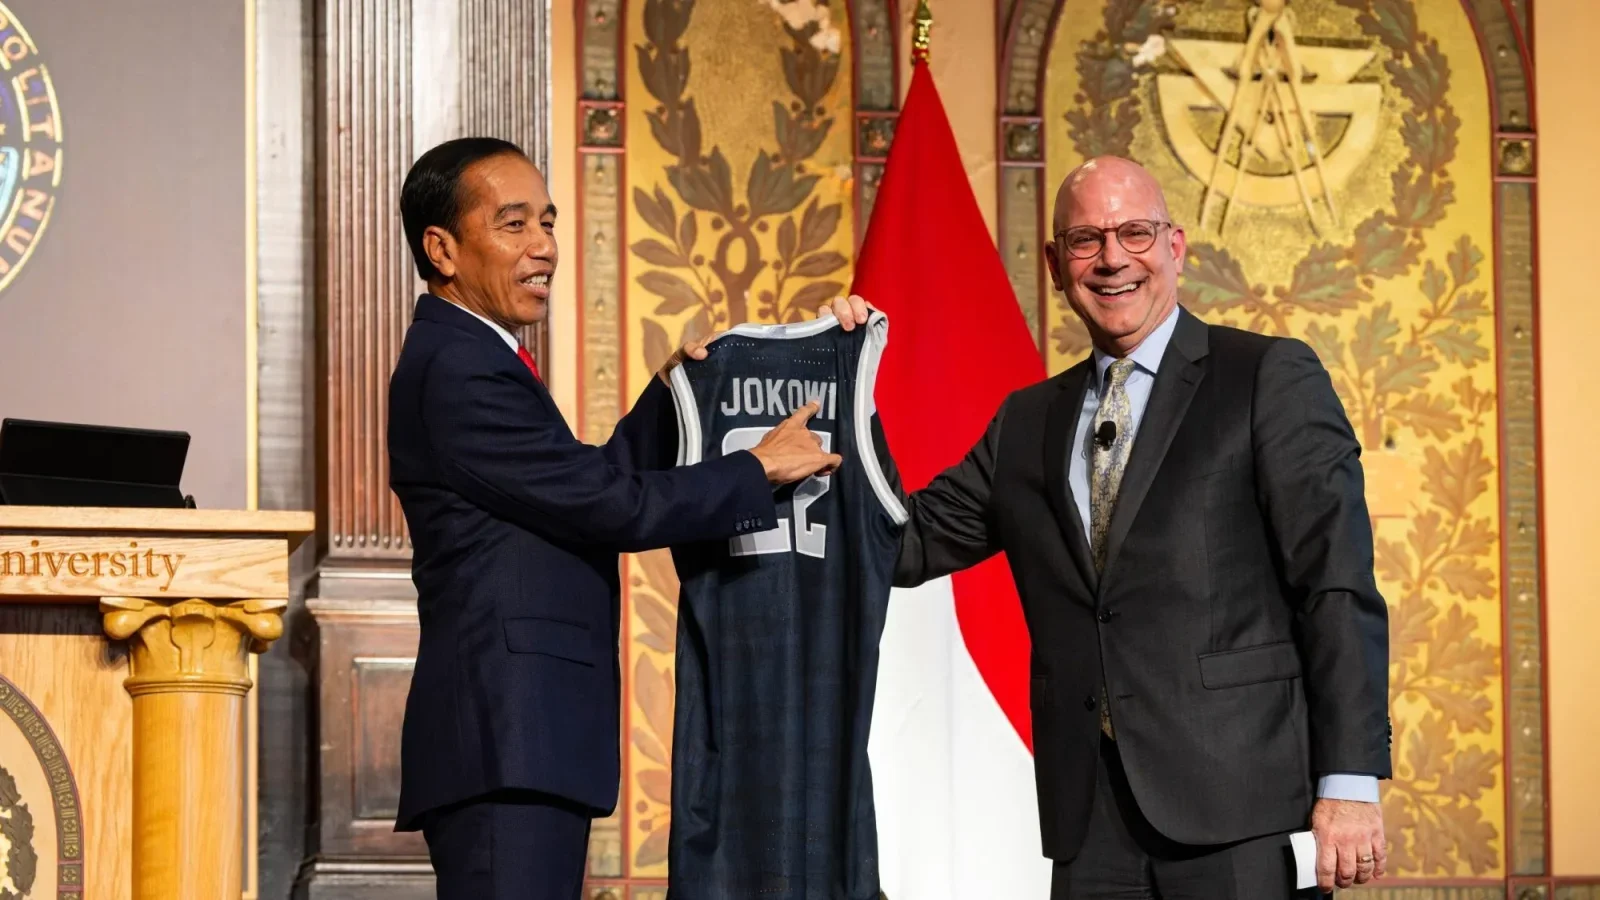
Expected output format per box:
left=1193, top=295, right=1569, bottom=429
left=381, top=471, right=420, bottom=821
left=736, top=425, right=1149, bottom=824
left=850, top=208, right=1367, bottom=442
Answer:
left=828, top=155, right=1392, bottom=899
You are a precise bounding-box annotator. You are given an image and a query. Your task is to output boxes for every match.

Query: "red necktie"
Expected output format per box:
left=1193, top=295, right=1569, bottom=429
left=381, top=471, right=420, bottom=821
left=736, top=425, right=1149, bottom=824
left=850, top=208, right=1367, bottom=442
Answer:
left=517, top=345, right=542, bottom=384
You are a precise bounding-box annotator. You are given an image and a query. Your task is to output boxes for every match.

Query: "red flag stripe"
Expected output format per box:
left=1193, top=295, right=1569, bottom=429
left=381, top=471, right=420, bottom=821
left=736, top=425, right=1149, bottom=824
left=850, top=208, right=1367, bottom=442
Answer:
left=852, top=63, right=1045, bottom=749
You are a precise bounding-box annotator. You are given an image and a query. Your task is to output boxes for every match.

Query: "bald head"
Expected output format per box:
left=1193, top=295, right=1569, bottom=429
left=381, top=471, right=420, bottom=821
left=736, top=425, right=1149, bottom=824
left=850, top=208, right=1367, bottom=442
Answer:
left=1053, top=156, right=1173, bottom=235
left=1043, top=155, right=1186, bottom=357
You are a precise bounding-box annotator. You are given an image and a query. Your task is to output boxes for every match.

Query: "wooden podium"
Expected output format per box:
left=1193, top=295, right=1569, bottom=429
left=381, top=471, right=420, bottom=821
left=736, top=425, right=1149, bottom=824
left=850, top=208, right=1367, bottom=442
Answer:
left=0, top=506, right=313, bottom=900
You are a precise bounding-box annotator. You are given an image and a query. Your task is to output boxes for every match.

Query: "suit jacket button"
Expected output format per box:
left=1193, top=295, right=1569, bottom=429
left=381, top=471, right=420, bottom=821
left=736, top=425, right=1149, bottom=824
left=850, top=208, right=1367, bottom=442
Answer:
left=1083, top=696, right=1097, bottom=711
left=1097, top=609, right=1113, bottom=623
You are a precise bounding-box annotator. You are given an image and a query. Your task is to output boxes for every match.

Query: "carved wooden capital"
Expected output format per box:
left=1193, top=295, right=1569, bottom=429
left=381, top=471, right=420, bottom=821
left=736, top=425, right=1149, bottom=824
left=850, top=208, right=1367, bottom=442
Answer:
left=100, top=597, right=287, bottom=696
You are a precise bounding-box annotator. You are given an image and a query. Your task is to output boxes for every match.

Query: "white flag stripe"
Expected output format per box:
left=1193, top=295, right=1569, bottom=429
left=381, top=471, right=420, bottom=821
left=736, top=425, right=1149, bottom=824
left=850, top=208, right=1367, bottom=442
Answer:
left=870, top=577, right=1052, bottom=899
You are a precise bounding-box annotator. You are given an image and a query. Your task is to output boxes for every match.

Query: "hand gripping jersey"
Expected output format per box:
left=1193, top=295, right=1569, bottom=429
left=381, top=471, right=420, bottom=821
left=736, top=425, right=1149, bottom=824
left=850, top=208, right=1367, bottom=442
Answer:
left=664, top=311, right=907, bottom=900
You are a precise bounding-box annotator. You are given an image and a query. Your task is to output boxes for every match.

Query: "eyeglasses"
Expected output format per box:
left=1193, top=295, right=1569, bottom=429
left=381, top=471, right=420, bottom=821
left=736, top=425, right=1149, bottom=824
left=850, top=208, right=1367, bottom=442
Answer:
left=1054, top=219, right=1171, bottom=259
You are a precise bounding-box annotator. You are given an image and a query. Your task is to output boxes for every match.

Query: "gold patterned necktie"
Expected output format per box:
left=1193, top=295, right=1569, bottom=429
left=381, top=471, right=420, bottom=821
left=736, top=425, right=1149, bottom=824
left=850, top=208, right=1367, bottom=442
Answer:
left=1090, top=358, right=1136, bottom=740
left=1090, top=359, right=1137, bottom=572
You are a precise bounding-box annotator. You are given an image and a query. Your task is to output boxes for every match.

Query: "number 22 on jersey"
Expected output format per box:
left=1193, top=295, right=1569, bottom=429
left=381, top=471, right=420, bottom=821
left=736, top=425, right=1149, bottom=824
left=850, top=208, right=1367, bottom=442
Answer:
left=721, top=426, right=830, bottom=559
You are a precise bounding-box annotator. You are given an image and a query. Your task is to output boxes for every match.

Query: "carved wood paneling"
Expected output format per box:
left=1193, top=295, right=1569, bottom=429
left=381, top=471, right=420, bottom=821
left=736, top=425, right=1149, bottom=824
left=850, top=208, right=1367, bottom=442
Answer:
left=352, top=658, right=410, bottom=819
left=319, top=0, right=551, bottom=566
left=320, top=0, right=414, bottom=561
left=306, top=599, right=424, bottom=858
left=461, top=0, right=552, bottom=377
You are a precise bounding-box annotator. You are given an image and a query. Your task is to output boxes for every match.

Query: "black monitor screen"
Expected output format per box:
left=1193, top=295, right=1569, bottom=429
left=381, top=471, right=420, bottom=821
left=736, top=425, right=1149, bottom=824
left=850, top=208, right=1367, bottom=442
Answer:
left=0, top=418, right=191, bottom=508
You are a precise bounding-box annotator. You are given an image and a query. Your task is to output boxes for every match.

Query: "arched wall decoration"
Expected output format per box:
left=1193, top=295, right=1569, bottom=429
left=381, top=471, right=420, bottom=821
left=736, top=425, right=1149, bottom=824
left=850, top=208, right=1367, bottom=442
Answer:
left=573, top=0, right=898, bottom=891
left=998, top=1, right=1559, bottom=896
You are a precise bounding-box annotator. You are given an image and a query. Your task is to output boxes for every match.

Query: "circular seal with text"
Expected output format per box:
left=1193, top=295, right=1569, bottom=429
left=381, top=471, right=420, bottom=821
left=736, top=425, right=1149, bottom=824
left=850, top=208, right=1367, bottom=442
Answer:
left=0, top=674, right=84, bottom=898
left=0, top=4, right=60, bottom=296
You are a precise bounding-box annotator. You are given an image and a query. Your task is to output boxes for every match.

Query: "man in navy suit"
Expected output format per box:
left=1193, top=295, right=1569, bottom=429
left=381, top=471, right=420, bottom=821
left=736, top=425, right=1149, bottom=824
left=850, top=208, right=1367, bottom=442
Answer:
left=386, top=137, right=839, bottom=900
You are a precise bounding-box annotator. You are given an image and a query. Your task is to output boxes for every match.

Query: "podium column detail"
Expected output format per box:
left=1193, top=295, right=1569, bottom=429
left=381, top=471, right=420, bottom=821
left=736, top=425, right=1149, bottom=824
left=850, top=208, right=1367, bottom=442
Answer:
left=101, top=596, right=287, bottom=900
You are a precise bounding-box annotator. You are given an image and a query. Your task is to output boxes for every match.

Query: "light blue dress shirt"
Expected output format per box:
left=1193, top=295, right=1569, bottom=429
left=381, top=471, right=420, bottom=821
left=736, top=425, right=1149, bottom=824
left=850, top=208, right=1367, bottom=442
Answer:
left=1068, top=305, right=1378, bottom=804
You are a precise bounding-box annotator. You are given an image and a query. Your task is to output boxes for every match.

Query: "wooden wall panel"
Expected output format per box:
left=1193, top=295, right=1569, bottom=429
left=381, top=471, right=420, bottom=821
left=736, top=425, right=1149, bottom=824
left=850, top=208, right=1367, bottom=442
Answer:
left=306, top=599, right=423, bottom=859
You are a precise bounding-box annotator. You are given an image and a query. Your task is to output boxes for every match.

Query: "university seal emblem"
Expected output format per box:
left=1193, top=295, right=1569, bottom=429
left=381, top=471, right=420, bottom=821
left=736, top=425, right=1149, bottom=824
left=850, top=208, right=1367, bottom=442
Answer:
left=0, top=676, right=82, bottom=899
left=0, top=5, right=61, bottom=297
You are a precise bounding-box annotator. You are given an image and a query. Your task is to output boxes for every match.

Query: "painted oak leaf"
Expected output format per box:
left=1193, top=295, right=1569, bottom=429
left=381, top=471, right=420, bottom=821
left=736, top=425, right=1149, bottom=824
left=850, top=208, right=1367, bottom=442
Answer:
left=1374, top=536, right=1416, bottom=592
left=1274, top=243, right=1364, bottom=313
left=1405, top=509, right=1447, bottom=566
left=636, top=824, right=671, bottom=868
left=632, top=726, right=669, bottom=767
left=1052, top=317, right=1093, bottom=359
left=635, top=592, right=678, bottom=655
left=1426, top=605, right=1499, bottom=690
left=1390, top=392, right=1461, bottom=441
left=638, top=767, right=672, bottom=805
left=1350, top=212, right=1417, bottom=279
left=1410, top=684, right=1494, bottom=736
left=1178, top=243, right=1256, bottom=314
left=634, top=653, right=675, bottom=753
left=641, top=319, right=673, bottom=374
left=1420, top=439, right=1493, bottom=519
left=637, top=549, right=681, bottom=603
left=1434, top=744, right=1499, bottom=801
left=1388, top=594, right=1437, bottom=666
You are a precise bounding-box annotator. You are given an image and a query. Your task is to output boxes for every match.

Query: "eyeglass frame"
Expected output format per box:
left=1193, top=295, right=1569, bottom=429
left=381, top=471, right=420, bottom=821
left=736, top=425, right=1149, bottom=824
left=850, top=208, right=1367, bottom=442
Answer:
left=1051, top=219, right=1174, bottom=259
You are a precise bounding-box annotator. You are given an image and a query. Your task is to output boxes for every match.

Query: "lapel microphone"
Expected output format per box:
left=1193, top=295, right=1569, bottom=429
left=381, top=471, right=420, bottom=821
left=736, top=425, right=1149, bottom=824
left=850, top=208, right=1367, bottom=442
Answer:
left=1094, top=420, right=1117, bottom=449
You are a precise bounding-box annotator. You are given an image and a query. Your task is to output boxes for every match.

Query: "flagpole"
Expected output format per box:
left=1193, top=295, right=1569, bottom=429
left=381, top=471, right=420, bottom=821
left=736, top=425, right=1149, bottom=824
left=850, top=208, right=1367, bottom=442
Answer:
left=912, top=0, right=932, bottom=64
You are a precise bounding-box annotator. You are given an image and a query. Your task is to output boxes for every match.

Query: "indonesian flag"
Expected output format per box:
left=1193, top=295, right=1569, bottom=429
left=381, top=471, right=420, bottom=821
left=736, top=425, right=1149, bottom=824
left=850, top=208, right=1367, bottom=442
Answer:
left=856, top=62, right=1052, bottom=897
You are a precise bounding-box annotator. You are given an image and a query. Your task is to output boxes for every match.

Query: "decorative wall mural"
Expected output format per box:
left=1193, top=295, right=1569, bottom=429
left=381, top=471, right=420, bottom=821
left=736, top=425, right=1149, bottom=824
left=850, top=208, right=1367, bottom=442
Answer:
left=0, top=676, right=83, bottom=899
left=0, top=5, right=60, bottom=297
left=1031, top=0, right=1528, bottom=885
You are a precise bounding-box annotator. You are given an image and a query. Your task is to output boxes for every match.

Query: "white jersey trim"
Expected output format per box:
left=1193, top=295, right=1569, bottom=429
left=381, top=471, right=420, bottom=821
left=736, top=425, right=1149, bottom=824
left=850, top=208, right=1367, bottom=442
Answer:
left=854, top=312, right=910, bottom=525
left=669, top=362, right=704, bottom=466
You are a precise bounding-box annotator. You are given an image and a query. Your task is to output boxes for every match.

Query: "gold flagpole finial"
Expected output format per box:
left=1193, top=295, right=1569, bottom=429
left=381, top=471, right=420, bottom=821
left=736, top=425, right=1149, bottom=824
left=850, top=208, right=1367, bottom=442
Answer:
left=912, top=0, right=932, bottom=64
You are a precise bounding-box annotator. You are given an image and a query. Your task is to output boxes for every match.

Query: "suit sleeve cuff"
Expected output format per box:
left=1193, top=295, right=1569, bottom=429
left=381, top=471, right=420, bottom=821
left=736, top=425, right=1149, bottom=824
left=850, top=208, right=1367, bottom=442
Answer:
left=1316, top=773, right=1380, bottom=802
left=728, top=450, right=777, bottom=533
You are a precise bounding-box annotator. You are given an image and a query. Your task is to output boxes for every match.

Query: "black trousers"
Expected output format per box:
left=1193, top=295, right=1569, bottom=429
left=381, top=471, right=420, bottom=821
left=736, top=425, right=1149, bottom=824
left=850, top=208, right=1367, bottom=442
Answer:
left=422, top=789, right=593, bottom=900
left=1050, top=737, right=1316, bottom=900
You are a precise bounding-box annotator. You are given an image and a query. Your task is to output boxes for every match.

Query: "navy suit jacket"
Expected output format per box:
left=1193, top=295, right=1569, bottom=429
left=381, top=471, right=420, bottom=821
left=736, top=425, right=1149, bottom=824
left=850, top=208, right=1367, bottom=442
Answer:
left=387, top=294, right=776, bottom=830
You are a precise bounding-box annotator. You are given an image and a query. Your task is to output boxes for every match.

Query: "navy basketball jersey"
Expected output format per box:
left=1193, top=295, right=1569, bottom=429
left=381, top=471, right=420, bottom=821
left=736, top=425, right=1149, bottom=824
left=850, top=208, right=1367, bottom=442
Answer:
left=665, top=311, right=906, bottom=900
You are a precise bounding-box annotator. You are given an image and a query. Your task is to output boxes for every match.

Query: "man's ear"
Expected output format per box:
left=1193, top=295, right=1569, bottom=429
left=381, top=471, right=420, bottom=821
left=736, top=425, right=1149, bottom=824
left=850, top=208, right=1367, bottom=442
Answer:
left=423, top=225, right=457, bottom=279
left=1044, top=240, right=1064, bottom=292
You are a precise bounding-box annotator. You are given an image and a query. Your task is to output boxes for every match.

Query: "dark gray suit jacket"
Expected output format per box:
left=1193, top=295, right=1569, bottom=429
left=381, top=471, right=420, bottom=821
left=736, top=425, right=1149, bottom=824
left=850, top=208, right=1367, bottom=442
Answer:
left=893, top=306, right=1391, bottom=859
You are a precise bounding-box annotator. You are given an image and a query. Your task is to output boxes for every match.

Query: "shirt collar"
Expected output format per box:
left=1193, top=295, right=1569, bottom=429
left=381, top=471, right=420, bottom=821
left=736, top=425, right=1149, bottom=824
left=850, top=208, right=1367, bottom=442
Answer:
left=441, top=295, right=521, bottom=354
left=1092, top=304, right=1181, bottom=394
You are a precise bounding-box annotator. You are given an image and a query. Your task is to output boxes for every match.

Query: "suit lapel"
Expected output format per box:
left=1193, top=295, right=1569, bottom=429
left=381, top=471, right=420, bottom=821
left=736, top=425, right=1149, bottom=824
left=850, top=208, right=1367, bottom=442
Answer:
left=1043, top=362, right=1099, bottom=592
left=1099, top=309, right=1210, bottom=582
left=415, top=294, right=544, bottom=393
